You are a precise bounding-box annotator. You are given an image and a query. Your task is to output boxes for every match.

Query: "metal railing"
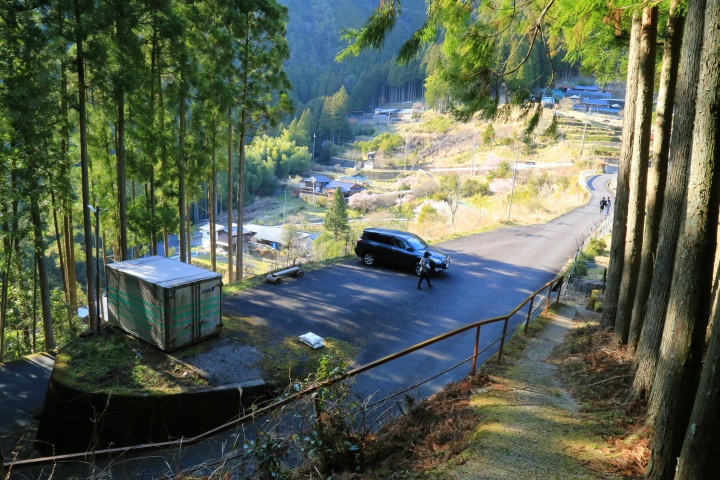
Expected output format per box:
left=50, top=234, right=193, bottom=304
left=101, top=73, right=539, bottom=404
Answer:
left=6, top=274, right=564, bottom=469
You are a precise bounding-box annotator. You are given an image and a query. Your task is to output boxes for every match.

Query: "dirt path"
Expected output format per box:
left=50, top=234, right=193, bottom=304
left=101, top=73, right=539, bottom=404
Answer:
left=446, top=305, right=609, bottom=479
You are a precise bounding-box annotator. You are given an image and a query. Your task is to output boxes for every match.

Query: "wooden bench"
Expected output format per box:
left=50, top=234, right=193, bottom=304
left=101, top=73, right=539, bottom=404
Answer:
left=265, top=266, right=304, bottom=284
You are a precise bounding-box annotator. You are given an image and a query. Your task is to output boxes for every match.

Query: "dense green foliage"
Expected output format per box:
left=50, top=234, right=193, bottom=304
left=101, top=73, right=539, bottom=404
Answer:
left=354, top=132, right=404, bottom=154
left=282, top=0, right=427, bottom=111
left=324, top=188, right=350, bottom=238
left=0, top=0, right=292, bottom=360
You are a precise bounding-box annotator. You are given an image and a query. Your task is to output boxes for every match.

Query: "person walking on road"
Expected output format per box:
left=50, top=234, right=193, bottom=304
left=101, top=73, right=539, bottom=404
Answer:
left=418, top=251, right=433, bottom=290
left=599, top=197, right=607, bottom=213
left=604, top=198, right=611, bottom=215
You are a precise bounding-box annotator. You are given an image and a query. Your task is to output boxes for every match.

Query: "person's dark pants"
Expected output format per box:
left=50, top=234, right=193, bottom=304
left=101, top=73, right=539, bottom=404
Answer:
left=418, top=271, right=432, bottom=289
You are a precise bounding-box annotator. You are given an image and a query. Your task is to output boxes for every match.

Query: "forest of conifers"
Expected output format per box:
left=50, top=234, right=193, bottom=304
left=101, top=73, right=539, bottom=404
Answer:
left=2, top=0, right=720, bottom=477
left=0, top=0, right=570, bottom=363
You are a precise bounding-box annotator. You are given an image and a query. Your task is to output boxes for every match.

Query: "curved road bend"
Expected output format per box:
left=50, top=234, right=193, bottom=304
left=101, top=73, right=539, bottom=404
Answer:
left=226, top=173, right=615, bottom=402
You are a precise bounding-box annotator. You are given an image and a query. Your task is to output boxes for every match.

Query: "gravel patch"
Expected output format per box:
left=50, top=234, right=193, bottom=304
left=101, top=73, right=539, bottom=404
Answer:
left=182, top=335, right=265, bottom=385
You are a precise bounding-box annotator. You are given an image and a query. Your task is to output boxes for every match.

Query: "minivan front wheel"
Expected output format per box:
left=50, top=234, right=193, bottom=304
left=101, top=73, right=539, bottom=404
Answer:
left=363, top=252, right=376, bottom=266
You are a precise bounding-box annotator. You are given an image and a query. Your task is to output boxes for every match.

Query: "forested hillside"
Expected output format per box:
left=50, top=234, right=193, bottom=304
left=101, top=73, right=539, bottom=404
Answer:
left=281, top=0, right=427, bottom=111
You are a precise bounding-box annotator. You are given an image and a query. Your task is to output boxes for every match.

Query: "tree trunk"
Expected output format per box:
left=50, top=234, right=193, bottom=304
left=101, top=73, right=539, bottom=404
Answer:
left=210, top=137, right=217, bottom=272
left=64, top=208, right=77, bottom=310
left=149, top=171, right=157, bottom=256
left=227, top=105, right=234, bottom=281
left=115, top=19, right=128, bottom=261
left=676, top=272, right=720, bottom=479
left=630, top=0, right=705, bottom=401
left=30, top=195, right=55, bottom=350
left=57, top=19, right=76, bottom=327
left=0, top=230, right=13, bottom=362
left=646, top=3, right=720, bottom=471
left=163, top=225, right=169, bottom=258
left=627, top=0, right=683, bottom=352
left=74, top=0, right=97, bottom=331
left=185, top=200, right=192, bottom=264
left=236, top=106, right=247, bottom=281
left=614, top=7, right=657, bottom=344
left=601, top=12, right=641, bottom=330
left=116, top=98, right=128, bottom=259
left=178, top=69, right=187, bottom=263
left=50, top=187, right=72, bottom=330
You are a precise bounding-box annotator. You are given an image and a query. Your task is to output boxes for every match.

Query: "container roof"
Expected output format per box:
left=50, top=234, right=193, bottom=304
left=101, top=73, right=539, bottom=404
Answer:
left=107, top=255, right=221, bottom=287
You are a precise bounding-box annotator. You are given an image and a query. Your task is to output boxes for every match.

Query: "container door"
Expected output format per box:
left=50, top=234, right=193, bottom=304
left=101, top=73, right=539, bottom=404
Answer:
left=168, top=284, right=195, bottom=349
left=197, top=280, right=222, bottom=339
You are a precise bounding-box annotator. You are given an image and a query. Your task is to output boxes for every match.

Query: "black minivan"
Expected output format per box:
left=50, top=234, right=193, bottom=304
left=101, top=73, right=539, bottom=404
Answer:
left=354, top=228, right=450, bottom=276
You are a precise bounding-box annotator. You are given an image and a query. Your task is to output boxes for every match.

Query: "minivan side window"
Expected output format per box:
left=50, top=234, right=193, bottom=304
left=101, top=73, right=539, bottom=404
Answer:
left=376, top=235, right=393, bottom=245
left=365, top=232, right=391, bottom=245
left=393, top=238, right=408, bottom=249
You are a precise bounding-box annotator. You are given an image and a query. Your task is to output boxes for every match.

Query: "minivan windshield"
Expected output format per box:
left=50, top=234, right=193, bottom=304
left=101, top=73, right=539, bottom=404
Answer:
left=405, top=234, right=429, bottom=251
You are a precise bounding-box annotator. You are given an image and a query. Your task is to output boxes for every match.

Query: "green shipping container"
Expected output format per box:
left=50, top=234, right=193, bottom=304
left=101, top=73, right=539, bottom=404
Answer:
left=106, top=256, right=223, bottom=351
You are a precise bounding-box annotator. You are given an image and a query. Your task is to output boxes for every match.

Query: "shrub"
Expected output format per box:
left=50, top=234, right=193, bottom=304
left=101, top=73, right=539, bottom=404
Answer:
left=490, top=160, right=513, bottom=179
left=578, top=251, right=595, bottom=263
left=417, top=203, right=444, bottom=224
left=586, top=289, right=603, bottom=312
left=461, top=178, right=491, bottom=197
left=585, top=237, right=607, bottom=257
left=573, top=259, right=589, bottom=276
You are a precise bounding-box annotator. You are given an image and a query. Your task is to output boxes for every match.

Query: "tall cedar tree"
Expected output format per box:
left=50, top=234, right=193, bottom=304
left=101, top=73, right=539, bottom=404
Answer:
left=234, top=0, right=292, bottom=281
left=325, top=187, right=350, bottom=239
left=601, top=12, right=641, bottom=330
left=630, top=0, right=705, bottom=400
left=613, top=7, right=657, bottom=344
left=627, top=0, right=683, bottom=352
left=645, top=0, right=720, bottom=475
left=0, top=4, right=58, bottom=349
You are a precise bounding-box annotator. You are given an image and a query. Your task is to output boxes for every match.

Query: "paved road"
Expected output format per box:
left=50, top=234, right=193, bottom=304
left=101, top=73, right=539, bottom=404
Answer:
left=226, top=173, right=614, bottom=402
left=0, top=352, right=55, bottom=456
left=1, top=174, right=613, bottom=476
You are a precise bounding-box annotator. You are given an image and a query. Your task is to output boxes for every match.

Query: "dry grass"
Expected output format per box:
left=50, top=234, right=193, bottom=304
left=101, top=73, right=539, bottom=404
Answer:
left=321, top=306, right=650, bottom=480
left=551, top=309, right=650, bottom=478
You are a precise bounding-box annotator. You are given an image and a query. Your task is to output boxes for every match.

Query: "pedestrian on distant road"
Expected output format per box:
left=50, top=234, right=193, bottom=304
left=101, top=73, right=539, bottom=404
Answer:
left=599, top=197, right=607, bottom=213
left=604, top=198, right=611, bottom=215
left=418, top=251, right=433, bottom=290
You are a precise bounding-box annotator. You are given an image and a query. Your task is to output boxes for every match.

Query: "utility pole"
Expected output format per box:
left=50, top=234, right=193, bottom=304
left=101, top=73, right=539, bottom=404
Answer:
left=404, top=135, right=408, bottom=170
left=312, top=133, right=316, bottom=162
left=471, top=129, right=476, bottom=175
left=580, top=106, right=591, bottom=158
left=508, top=146, right=519, bottom=221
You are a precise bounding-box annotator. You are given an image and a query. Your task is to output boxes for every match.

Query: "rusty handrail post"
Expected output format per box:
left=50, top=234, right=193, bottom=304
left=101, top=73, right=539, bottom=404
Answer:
left=544, top=282, right=553, bottom=314
left=497, top=316, right=509, bottom=362
left=471, top=325, right=481, bottom=375
left=555, top=278, right=564, bottom=306
left=524, top=296, right=535, bottom=333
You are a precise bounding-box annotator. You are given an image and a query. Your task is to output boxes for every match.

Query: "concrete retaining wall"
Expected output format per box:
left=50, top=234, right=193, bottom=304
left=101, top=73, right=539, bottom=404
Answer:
left=35, top=374, right=268, bottom=455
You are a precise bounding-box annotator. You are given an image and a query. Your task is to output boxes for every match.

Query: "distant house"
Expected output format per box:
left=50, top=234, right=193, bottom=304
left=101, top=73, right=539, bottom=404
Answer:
left=199, top=223, right=251, bottom=250
left=325, top=180, right=365, bottom=198
left=564, top=85, right=612, bottom=101
left=571, top=98, right=621, bottom=115
left=244, top=223, right=316, bottom=253
left=300, top=175, right=332, bottom=196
